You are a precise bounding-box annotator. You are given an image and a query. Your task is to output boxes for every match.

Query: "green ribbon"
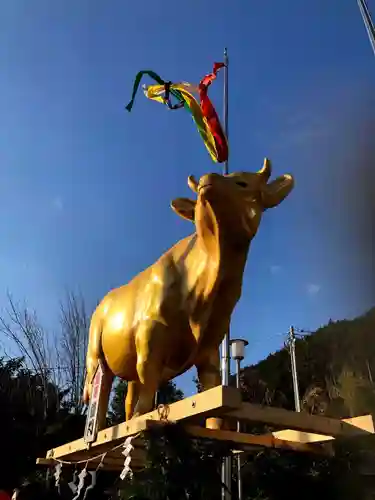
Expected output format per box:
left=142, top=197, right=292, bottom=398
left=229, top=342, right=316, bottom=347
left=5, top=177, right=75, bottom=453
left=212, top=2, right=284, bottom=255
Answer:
left=125, top=70, right=165, bottom=112
left=125, top=69, right=189, bottom=113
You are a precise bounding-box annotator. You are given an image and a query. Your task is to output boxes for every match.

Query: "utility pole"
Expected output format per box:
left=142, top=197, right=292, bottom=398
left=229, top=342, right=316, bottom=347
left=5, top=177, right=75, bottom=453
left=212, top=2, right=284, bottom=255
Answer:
left=366, top=359, right=373, bottom=383
left=154, top=391, right=159, bottom=408
left=288, top=326, right=301, bottom=412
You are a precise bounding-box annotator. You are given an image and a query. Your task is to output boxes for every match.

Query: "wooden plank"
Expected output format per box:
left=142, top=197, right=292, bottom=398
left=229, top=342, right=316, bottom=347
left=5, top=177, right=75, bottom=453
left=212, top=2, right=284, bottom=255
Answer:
left=342, top=414, right=375, bottom=433
left=57, top=440, right=146, bottom=462
left=37, top=457, right=125, bottom=467
left=183, top=425, right=331, bottom=455
left=38, top=447, right=146, bottom=466
left=37, top=455, right=145, bottom=466
left=65, top=448, right=146, bottom=464
left=272, top=429, right=335, bottom=443
left=227, top=403, right=375, bottom=438
left=36, top=457, right=138, bottom=471
left=45, top=386, right=241, bottom=461
left=272, top=414, right=375, bottom=443
left=37, top=458, right=56, bottom=466
left=46, top=419, right=151, bottom=460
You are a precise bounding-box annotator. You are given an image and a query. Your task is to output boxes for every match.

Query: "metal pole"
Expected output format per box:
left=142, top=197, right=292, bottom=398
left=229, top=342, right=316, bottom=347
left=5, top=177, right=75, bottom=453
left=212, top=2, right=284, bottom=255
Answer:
left=289, top=326, right=301, bottom=412
left=222, top=47, right=229, bottom=177
left=221, top=46, right=230, bottom=387
left=221, top=46, right=231, bottom=500
left=357, top=0, right=375, bottom=56
left=235, top=358, right=242, bottom=500
left=230, top=339, right=247, bottom=500
left=235, top=359, right=241, bottom=401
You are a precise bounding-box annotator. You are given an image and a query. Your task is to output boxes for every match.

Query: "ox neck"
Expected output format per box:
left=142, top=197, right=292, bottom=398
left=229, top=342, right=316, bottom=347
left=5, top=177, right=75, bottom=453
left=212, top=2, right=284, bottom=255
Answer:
left=196, top=236, right=251, bottom=352
left=217, top=237, right=250, bottom=282
left=194, top=197, right=251, bottom=282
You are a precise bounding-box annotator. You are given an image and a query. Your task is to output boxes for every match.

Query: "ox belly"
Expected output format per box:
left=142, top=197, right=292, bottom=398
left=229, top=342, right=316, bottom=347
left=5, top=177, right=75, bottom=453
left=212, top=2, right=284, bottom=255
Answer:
left=101, top=321, right=138, bottom=381
left=101, top=315, right=199, bottom=383
left=99, top=282, right=200, bottom=384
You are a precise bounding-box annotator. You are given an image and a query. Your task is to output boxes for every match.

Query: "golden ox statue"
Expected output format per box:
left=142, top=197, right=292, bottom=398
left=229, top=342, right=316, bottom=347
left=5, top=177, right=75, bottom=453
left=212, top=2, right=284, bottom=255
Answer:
left=83, top=159, right=294, bottom=428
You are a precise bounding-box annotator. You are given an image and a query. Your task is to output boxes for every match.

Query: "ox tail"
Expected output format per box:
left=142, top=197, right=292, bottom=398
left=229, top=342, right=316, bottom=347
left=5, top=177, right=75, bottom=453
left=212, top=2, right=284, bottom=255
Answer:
left=82, top=310, right=103, bottom=405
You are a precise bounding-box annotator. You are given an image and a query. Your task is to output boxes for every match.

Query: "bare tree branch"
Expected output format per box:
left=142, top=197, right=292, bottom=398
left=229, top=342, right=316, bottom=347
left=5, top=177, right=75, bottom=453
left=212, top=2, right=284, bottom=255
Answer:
left=59, top=290, right=89, bottom=414
left=0, top=292, right=57, bottom=416
left=0, top=290, right=91, bottom=415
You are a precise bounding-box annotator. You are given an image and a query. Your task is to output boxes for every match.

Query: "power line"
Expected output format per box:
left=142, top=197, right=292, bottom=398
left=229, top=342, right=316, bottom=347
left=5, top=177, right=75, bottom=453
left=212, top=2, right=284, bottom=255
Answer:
left=357, top=0, right=375, bottom=56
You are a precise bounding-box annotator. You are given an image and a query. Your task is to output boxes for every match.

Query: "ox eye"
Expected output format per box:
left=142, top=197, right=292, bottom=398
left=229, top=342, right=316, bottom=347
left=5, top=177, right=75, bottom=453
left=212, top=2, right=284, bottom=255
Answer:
left=236, top=181, right=247, bottom=188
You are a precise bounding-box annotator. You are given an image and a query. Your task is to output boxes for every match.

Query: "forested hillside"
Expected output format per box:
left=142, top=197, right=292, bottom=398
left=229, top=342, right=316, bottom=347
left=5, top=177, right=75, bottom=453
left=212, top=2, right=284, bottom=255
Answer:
left=241, top=307, right=375, bottom=418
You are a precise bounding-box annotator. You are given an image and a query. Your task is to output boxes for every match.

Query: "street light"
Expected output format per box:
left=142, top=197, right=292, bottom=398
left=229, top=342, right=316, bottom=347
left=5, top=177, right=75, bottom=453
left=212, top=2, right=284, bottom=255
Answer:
left=230, top=338, right=248, bottom=500
left=230, top=338, right=248, bottom=390
left=230, top=338, right=248, bottom=360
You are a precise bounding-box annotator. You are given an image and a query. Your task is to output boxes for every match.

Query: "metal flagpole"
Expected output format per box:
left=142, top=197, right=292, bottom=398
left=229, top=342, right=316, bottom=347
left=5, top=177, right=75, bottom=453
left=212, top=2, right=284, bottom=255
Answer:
left=221, top=46, right=232, bottom=500
left=357, top=0, right=375, bottom=56
left=222, top=48, right=229, bottom=177
left=221, top=48, right=230, bottom=387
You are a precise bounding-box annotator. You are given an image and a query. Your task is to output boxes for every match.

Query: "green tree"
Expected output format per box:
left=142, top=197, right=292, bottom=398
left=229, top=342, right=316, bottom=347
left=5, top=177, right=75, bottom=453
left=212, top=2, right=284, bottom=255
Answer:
left=0, top=357, right=66, bottom=491
left=110, top=380, right=184, bottom=424
left=109, top=379, right=128, bottom=424
left=120, top=423, right=230, bottom=500
left=157, top=380, right=184, bottom=405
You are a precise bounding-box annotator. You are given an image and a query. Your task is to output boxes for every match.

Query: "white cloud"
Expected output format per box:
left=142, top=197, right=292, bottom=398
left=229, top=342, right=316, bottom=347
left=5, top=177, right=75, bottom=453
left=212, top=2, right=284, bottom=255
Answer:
left=306, top=283, right=321, bottom=295
left=270, top=265, right=282, bottom=275
left=52, top=196, right=64, bottom=211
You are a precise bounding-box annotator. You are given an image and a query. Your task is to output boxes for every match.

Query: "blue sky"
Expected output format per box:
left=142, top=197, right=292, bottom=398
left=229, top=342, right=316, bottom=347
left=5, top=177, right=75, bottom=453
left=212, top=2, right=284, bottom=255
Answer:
left=0, top=0, right=374, bottom=396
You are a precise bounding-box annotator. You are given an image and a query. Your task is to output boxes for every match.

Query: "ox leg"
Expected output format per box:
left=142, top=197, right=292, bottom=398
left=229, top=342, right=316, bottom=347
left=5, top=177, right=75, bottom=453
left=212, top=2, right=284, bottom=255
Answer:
left=196, top=350, right=224, bottom=430
left=133, top=321, right=165, bottom=417
left=125, top=380, right=140, bottom=420
left=97, top=368, right=114, bottom=431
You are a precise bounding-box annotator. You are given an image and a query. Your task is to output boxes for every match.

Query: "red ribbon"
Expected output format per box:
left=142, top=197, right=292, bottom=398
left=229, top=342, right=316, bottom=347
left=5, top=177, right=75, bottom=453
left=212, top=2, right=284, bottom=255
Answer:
left=199, top=63, right=228, bottom=163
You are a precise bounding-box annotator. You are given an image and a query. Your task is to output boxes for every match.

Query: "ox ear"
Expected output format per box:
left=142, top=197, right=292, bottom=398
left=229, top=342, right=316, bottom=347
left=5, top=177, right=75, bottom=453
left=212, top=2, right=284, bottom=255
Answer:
left=262, top=174, right=294, bottom=209
left=171, top=198, right=196, bottom=222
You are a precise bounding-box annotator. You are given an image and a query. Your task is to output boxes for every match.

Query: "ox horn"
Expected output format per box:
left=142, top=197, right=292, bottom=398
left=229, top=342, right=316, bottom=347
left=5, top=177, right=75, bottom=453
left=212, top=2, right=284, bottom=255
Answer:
left=188, top=175, right=199, bottom=193
left=258, top=158, right=272, bottom=181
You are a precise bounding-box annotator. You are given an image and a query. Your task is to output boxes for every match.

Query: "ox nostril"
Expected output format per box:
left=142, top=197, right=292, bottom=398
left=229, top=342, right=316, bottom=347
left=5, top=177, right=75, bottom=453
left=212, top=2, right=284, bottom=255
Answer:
left=236, top=181, right=247, bottom=188
left=199, top=173, right=221, bottom=188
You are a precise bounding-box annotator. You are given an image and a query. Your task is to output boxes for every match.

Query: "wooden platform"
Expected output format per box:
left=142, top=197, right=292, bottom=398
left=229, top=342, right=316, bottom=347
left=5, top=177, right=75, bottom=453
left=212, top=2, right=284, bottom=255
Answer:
left=37, top=386, right=375, bottom=471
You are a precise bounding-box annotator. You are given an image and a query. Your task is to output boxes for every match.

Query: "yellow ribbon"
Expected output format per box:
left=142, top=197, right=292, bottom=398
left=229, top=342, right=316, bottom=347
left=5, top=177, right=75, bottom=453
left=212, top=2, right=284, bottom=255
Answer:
left=144, top=83, right=218, bottom=162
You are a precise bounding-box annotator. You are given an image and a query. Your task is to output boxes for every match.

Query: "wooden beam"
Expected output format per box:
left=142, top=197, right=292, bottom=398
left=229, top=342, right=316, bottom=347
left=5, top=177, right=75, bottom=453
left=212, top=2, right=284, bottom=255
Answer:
left=272, top=414, right=375, bottom=443
left=227, top=403, right=375, bottom=438
left=45, top=386, right=241, bottom=461
left=36, top=457, right=143, bottom=471
left=61, top=448, right=147, bottom=464
left=183, top=425, right=331, bottom=455
left=45, top=419, right=151, bottom=461
left=343, top=414, right=375, bottom=432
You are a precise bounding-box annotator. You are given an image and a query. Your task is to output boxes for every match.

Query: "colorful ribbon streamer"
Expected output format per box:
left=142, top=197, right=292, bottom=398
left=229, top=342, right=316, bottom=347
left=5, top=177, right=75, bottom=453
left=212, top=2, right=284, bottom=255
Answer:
left=125, top=65, right=228, bottom=163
